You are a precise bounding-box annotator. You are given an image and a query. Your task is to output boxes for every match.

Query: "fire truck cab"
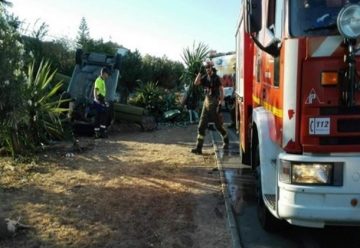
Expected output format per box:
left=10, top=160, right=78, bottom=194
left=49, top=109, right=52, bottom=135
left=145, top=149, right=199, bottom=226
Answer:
left=235, top=0, right=360, bottom=229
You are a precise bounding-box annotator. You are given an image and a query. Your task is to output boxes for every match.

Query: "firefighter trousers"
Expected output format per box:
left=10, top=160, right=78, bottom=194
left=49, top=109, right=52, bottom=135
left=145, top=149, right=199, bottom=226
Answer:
left=195, top=97, right=228, bottom=149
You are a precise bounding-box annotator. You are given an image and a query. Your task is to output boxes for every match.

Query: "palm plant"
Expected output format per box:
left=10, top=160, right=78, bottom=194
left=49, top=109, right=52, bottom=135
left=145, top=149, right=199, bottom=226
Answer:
left=181, top=42, right=209, bottom=105
left=131, top=81, right=165, bottom=118
left=24, top=61, right=69, bottom=147
left=0, top=61, right=68, bottom=157
left=181, top=41, right=209, bottom=80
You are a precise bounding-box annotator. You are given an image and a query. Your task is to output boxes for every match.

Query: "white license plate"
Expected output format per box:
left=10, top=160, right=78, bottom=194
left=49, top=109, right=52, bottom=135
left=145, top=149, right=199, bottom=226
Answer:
left=309, top=117, right=330, bottom=135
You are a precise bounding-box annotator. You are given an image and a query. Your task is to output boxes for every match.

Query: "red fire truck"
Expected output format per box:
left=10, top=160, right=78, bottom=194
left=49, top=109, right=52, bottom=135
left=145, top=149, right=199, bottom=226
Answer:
left=235, top=0, right=360, bottom=230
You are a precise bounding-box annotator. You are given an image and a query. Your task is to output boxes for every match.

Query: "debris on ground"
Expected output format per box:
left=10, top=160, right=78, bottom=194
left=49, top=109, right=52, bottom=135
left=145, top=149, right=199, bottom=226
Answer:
left=0, top=125, right=231, bottom=247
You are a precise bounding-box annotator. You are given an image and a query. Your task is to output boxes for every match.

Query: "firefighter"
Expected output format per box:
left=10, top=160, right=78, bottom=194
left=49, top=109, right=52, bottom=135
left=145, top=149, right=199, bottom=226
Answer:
left=191, top=61, right=229, bottom=154
left=93, top=67, right=110, bottom=138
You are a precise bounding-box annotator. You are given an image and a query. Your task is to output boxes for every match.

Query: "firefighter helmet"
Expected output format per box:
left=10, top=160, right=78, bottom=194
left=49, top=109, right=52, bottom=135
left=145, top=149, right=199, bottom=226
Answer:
left=203, top=60, right=214, bottom=68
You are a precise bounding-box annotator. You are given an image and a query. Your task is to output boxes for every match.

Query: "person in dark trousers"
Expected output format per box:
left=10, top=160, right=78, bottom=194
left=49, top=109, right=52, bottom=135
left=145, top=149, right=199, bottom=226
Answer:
left=184, top=84, right=200, bottom=124
left=229, top=71, right=237, bottom=129
left=228, top=95, right=236, bottom=129
left=93, top=67, right=110, bottom=138
left=191, top=61, right=229, bottom=154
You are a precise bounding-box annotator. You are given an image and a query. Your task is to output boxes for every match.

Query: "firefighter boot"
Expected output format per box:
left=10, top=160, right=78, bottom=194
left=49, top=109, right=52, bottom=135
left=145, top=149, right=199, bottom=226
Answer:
left=222, top=136, right=229, bottom=150
left=191, top=137, right=204, bottom=155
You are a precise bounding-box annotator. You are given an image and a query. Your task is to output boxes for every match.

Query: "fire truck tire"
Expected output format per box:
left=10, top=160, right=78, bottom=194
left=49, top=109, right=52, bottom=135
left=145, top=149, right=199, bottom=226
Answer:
left=255, top=151, right=282, bottom=232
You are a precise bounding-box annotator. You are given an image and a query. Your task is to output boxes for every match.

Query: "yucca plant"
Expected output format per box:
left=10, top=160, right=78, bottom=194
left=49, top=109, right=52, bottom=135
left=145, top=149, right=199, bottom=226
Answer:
left=130, top=81, right=168, bottom=120
left=180, top=42, right=209, bottom=107
left=181, top=41, right=209, bottom=83
left=1, top=61, right=69, bottom=157
left=24, top=60, right=69, bottom=147
left=0, top=61, right=68, bottom=157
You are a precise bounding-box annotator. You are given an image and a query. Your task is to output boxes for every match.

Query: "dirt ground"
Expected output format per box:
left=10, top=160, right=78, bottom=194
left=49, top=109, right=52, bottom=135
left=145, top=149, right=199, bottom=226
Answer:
left=0, top=124, right=231, bottom=248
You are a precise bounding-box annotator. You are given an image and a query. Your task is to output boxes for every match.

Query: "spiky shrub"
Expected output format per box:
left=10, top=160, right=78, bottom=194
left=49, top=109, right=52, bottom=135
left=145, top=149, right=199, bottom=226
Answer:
left=163, top=91, right=177, bottom=112
left=130, top=82, right=164, bottom=119
left=0, top=7, right=68, bottom=157
left=0, top=59, right=68, bottom=157
left=181, top=41, right=209, bottom=85
left=24, top=61, right=68, bottom=147
left=181, top=42, right=209, bottom=106
left=130, top=82, right=178, bottom=121
left=0, top=10, right=65, bottom=157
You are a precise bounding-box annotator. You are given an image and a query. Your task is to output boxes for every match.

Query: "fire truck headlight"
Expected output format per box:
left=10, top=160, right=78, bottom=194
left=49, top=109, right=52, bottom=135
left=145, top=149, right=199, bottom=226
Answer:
left=279, top=160, right=341, bottom=185
left=337, top=4, right=360, bottom=39
left=292, top=163, right=333, bottom=185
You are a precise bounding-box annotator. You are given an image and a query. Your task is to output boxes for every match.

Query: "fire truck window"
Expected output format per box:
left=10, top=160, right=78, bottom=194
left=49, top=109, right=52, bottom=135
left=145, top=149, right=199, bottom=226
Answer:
left=305, top=0, right=352, bottom=8
left=267, top=0, right=276, bottom=31
left=274, top=57, right=280, bottom=87
left=290, top=1, right=351, bottom=37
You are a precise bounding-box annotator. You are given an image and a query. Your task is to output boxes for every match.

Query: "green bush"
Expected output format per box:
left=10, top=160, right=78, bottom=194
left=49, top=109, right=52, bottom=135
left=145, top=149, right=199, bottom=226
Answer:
left=181, top=42, right=208, bottom=102
left=130, top=82, right=179, bottom=121
left=24, top=61, right=69, bottom=146
left=1, top=60, right=68, bottom=157
left=0, top=8, right=69, bottom=157
left=0, top=11, right=28, bottom=156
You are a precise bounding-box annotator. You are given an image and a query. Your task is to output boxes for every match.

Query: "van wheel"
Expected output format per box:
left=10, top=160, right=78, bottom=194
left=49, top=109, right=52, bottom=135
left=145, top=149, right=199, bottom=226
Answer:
left=255, top=147, right=282, bottom=232
left=114, top=53, right=122, bottom=70
left=76, top=49, right=83, bottom=65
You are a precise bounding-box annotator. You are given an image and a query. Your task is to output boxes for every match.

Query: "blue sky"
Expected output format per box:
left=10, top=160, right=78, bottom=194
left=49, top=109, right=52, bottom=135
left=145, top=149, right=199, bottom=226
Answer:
left=9, top=0, right=240, bottom=62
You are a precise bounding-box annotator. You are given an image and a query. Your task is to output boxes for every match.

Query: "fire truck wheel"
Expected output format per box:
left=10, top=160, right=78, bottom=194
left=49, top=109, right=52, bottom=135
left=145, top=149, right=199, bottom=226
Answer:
left=256, top=160, right=282, bottom=232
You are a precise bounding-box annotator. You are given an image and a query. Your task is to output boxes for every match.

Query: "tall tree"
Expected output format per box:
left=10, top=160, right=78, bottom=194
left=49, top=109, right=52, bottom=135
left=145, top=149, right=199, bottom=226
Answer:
left=32, top=20, right=49, bottom=40
left=0, top=0, right=12, bottom=15
left=0, top=0, right=12, bottom=7
left=118, top=49, right=143, bottom=103
left=76, top=17, right=90, bottom=48
left=141, top=55, right=184, bottom=89
left=20, top=20, right=50, bottom=66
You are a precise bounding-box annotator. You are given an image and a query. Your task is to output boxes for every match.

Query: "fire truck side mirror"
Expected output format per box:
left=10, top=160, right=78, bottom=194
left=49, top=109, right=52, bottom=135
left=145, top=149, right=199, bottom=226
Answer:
left=263, top=28, right=281, bottom=57
left=245, top=0, right=262, bottom=34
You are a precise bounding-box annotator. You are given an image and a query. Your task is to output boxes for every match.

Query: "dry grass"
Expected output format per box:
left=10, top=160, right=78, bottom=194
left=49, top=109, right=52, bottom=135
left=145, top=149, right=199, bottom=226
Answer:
left=0, top=124, right=230, bottom=248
